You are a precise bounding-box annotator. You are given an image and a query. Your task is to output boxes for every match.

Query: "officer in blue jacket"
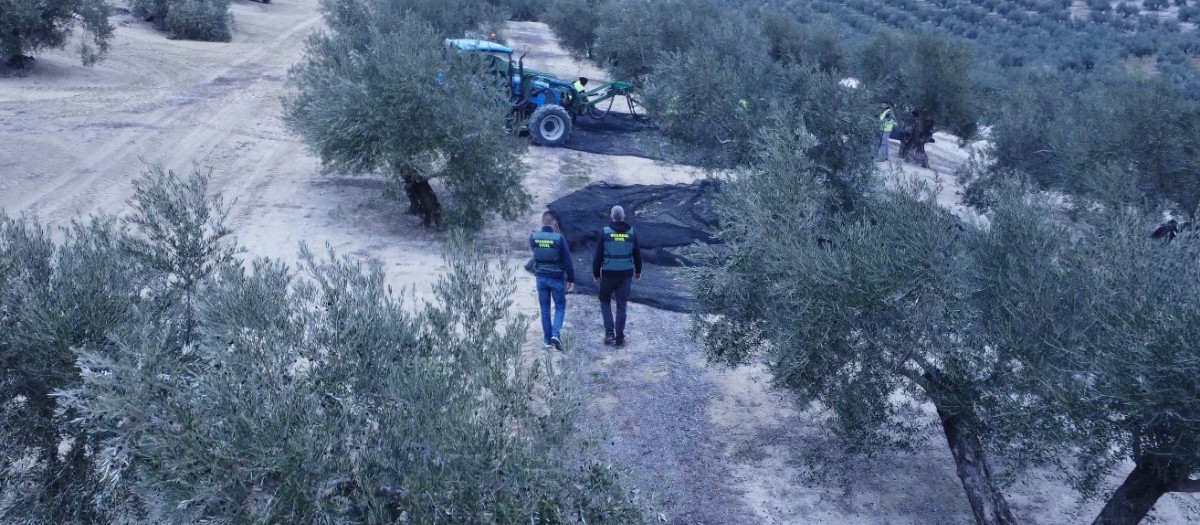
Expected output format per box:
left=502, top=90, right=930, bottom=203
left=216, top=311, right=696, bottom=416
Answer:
left=530, top=211, right=575, bottom=350
left=592, top=205, right=642, bottom=348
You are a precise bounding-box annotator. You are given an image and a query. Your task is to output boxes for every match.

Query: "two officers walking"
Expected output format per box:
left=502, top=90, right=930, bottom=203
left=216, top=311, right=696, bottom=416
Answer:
left=529, top=205, right=642, bottom=351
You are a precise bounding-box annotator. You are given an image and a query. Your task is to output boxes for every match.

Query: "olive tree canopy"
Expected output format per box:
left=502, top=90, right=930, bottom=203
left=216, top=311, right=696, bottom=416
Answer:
left=0, top=0, right=112, bottom=67
left=285, top=0, right=529, bottom=230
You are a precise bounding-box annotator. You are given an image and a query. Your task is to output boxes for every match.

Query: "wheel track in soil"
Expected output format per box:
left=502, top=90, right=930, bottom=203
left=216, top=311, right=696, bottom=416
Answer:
left=0, top=7, right=322, bottom=228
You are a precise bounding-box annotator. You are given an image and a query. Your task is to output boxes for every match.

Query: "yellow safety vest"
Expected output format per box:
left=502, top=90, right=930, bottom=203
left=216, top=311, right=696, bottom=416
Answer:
left=573, top=80, right=586, bottom=93
left=879, top=108, right=895, bottom=132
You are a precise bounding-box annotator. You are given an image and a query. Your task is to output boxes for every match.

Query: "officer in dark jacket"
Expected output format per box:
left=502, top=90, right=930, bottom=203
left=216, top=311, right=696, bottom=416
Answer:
left=530, top=211, right=575, bottom=350
left=592, top=205, right=642, bottom=347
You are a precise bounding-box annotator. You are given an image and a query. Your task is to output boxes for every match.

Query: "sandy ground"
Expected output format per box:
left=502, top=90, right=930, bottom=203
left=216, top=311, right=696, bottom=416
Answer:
left=1, top=4, right=1196, bottom=524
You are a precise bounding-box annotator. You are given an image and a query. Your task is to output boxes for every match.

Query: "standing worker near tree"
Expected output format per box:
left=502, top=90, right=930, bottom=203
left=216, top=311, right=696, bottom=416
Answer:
left=593, top=205, right=642, bottom=348
left=531, top=211, right=575, bottom=351
left=878, top=101, right=895, bottom=162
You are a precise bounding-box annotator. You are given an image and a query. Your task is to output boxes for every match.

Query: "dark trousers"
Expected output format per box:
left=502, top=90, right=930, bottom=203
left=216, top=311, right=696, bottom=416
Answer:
left=598, top=271, right=632, bottom=339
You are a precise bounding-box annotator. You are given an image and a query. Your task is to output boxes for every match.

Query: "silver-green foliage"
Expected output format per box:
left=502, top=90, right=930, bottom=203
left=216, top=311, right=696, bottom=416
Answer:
left=542, top=0, right=606, bottom=58
left=4, top=165, right=648, bottom=523
left=646, top=19, right=877, bottom=170
left=129, top=0, right=232, bottom=42
left=693, top=117, right=1200, bottom=521
left=0, top=0, right=112, bottom=65
left=0, top=216, right=138, bottom=524
left=692, top=117, right=963, bottom=452
left=982, top=75, right=1200, bottom=214
left=857, top=32, right=979, bottom=142
left=646, top=15, right=774, bottom=167
left=971, top=189, right=1200, bottom=522
left=691, top=119, right=1018, bottom=523
left=120, top=165, right=238, bottom=347
left=285, top=0, right=529, bottom=231
left=64, top=241, right=646, bottom=524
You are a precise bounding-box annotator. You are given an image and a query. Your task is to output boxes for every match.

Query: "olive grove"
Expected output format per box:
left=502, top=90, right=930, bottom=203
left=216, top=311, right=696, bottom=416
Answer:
left=691, top=116, right=1200, bottom=524
left=0, top=166, right=649, bottom=524
left=129, top=0, right=233, bottom=42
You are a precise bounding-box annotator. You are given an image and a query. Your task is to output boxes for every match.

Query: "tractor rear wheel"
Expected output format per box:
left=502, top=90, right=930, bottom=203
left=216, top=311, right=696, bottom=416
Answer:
left=530, top=104, right=571, bottom=147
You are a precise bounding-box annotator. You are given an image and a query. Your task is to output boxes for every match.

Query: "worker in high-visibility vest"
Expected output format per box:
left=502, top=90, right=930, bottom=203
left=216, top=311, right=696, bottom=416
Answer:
left=573, top=77, right=589, bottom=104
left=878, top=101, right=895, bottom=162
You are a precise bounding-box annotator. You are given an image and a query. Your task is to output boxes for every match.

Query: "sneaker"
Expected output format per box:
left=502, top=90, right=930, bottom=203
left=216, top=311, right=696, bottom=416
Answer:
left=603, top=334, right=615, bottom=346
left=550, top=336, right=562, bottom=351
left=543, top=342, right=554, bottom=349
left=614, top=337, right=625, bottom=348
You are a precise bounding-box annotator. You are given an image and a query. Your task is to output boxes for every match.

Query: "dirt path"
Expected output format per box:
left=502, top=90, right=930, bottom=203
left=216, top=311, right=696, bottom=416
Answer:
left=1, top=6, right=1195, bottom=524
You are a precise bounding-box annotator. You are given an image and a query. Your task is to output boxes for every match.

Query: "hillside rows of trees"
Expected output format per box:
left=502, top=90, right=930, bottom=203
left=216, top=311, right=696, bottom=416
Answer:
left=536, top=0, right=1200, bottom=213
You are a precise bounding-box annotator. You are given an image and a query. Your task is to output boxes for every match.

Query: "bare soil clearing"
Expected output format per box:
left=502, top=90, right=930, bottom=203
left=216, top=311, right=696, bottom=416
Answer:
left=0, top=5, right=1194, bottom=524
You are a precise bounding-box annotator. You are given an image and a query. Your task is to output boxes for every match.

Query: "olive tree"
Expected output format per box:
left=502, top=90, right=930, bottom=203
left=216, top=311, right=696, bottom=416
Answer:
left=643, top=8, right=876, bottom=171
left=589, top=0, right=721, bottom=82
left=543, top=0, right=607, bottom=58
left=0, top=215, right=140, bottom=524
left=1, top=164, right=647, bottom=522
left=760, top=10, right=846, bottom=73
left=61, top=236, right=649, bottom=523
left=983, top=73, right=1200, bottom=217
left=692, top=115, right=1024, bottom=524
left=286, top=0, right=529, bottom=231
left=857, top=32, right=979, bottom=165
left=970, top=191, right=1200, bottom=525
left=645, top=15, right=775, bottom=167
left=119, top=166, right=237, bottom=347
left=1, top=165, right=233, bottom=523
left=129, top=0, right=232, bottom=42
left=0, top=0, right=112, bottom=67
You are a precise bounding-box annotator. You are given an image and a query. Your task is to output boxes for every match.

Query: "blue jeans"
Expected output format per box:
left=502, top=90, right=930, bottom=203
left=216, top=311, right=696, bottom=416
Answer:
left=878, top=131, right=890, bottom=160
left=536, top=276, right=567, bottom=344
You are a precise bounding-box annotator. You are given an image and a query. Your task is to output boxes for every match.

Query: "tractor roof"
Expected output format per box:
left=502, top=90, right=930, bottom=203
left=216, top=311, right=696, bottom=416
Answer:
left=444, top=39, right=513, bottom=54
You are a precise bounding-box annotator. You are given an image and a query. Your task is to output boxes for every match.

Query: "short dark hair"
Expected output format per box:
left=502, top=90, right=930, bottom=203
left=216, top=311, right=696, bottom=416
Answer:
left=578, top=77, right=589, bottom=86
left=542, top=210, right=557, bottom=225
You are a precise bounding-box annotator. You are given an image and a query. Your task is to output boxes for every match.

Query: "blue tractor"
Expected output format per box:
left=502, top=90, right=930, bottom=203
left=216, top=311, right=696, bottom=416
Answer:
left=445, top=38, right=648, bottom=147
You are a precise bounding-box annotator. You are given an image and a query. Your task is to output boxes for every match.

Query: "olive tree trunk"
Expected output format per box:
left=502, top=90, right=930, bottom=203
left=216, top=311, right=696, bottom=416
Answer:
left=925, top=368, right=1018, bottom=525
left=1091, top=456, right=1187, bottom=525
left=899, top=116, right=935, bottom=169
left=404, top=178, right=442, bottom=230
